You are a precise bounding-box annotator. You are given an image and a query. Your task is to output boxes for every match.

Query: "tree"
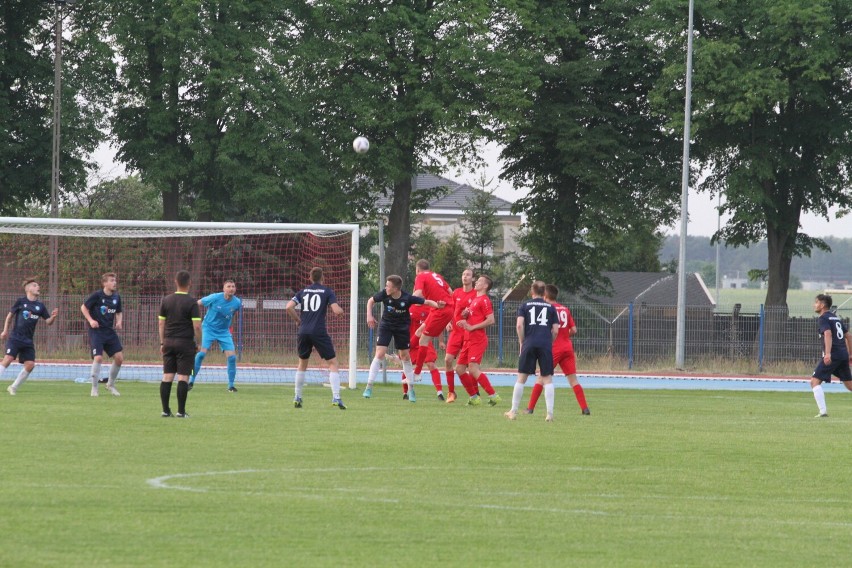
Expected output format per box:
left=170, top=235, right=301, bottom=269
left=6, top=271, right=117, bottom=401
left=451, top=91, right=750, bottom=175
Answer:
left=433, top=233, right=468, bottom=287
left=64, top=176, right=162, bottom=221
left=291, top=1, right=531, bottom=279
left=499, top=0, right=681, bottom=294
left=106, top=0, right=356, bottom=223
left=602, top=222, right=665, bottom=273
left=651, top=0, right=852, bottom=308
left=460, top=184, right=505, bottom=275
left=0, top=1, right=114, bottom=213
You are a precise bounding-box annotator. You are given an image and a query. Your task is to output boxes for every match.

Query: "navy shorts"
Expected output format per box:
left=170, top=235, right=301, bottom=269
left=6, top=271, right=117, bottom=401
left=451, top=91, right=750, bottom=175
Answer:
left=163, top=339, right=196, bottom=376
left=298, top=333, right=336, bottom=360
left=518, top=345, right=555, bottom=376
left=813, top=357, right=852, bottom=382
left=89, top=329, right=123, bottom=358
left=377, top=323, right=410, bottom=350
left=5, top=339, right=35, bottom=363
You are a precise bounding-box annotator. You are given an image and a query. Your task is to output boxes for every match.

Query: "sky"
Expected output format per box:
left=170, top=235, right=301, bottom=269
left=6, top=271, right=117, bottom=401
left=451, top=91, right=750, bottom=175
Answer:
left=94, top=141, right=852, bottom=239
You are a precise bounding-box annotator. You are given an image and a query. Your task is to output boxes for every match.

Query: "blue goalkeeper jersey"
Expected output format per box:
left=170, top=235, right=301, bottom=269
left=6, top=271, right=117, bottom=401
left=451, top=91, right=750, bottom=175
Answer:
left=200, top=292, right=242, bottom=334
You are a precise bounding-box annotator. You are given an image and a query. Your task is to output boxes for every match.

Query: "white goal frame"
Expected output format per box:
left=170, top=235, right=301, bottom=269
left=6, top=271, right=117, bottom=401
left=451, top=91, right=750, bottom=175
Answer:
left=0, top=217, right=360, bottom=389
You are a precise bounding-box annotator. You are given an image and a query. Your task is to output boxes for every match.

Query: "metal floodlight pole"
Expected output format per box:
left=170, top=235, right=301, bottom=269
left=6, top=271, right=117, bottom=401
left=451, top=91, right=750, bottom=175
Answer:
left=49, top=0, right=66, bottom=318
left=715, top=191, right=721, bottom=304
left=675, top=0, right=695, bottom=370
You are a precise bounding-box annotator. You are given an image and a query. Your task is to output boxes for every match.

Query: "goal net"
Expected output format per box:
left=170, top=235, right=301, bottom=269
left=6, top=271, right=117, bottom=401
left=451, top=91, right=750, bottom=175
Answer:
left=0, top=218, right=359, bottom=388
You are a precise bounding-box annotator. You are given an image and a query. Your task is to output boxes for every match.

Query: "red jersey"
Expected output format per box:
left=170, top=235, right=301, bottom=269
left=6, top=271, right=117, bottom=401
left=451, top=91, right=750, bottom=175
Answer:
left=409, top=303, right=431, bottom=338
left=414, top=270, right=453, bottom=304
left=465, top=293, right=493, bottom=340
left=551, top=301, right=575, bottom=350
left=452, top=287, right=477, bottom=325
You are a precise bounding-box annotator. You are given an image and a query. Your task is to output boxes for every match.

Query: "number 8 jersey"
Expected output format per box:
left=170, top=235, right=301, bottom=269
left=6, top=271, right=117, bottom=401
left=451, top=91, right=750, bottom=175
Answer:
left=818, top=311, right=850, bottom=359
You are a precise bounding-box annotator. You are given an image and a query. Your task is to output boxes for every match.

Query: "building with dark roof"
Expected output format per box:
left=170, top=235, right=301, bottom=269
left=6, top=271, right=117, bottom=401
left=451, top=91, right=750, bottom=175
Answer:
left=376, top=173, right=521, bottom=255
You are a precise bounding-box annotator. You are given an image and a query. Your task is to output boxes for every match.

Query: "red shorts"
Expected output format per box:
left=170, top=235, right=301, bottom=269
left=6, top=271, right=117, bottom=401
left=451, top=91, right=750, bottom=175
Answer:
left=458, top=335, right=487, bottom=365
left=445, top=328, right=465, bottom=357
left=409, top=341, right=437, bottom=363
left=422, top=304, right=453, bottom=337
left=553, top=346, right=576, bottom=375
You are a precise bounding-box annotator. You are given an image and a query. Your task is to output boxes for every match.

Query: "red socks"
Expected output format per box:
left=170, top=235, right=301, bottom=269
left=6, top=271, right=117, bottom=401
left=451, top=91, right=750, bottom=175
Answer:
left=431, top=369, right=442, bottom=391
left=573, top=384, right=588, bottom=410
left=460, top=373, right=477, bottom=396
left=446, top=370, right=455, bottom=394
left=476, top=373, right=495, bottom=396
left=413, top=349, right=427, bottom=375
left=528, top=383, right=543, bottom=410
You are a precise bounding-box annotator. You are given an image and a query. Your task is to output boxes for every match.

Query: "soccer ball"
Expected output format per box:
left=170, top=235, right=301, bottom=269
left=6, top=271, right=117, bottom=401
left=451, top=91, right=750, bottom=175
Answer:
left=352, top=136, right=370, bottom=154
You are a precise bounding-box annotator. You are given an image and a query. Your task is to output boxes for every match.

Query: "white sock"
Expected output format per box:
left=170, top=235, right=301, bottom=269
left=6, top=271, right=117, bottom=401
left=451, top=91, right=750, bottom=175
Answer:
left=295, top=371, right=306, bottom=399
left=90, top=360, right=102, bottom=387
left=511, top=382, right=524, bottom=412
left=544, top=383, right=555, bottom=415
left=813, top=385, right=827, bottom=414
left=12, top=368, right=31, bottom=389
left=329, top=372, right=341, bottom=399
left=108, top=362, right=121, bottom=386
left=402, top=358, right=414, bottom=381
left=367, top=357, right=382, bottom=386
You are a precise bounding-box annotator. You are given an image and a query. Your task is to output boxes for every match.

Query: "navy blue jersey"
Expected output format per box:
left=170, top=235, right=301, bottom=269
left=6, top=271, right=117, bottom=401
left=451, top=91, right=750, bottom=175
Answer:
left=517, top=299, right=558, bottom=347
left=372, top=290, right=425, bottom=328
left=8, top=297, right=50, bottom=344
left=292, top=284, right=338, bottom=335
left=83, top=290, right=122, bottom=332
left=818, top=311, right=850, bottom=359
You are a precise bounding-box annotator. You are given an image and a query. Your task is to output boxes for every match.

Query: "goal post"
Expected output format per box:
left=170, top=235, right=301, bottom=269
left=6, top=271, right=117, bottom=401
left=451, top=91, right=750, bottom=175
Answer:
left=0, top=217, right=360, bottom=388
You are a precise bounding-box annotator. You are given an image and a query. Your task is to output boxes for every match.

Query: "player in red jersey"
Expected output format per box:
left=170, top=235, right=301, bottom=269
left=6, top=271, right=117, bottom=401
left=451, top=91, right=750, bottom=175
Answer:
left=443, top=268, right=476, bottom=403
left=456, top=275, right=499, bottom=406
left=411, top=259, right=454, bottom=382
left=401, top=303, right=443, bottom=399
left=526, top=284, right=590, bottom=415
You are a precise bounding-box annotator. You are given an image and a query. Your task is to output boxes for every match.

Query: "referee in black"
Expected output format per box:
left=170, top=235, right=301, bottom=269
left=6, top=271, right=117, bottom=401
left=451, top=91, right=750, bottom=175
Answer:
left=158, top=270, right=201, bottom=418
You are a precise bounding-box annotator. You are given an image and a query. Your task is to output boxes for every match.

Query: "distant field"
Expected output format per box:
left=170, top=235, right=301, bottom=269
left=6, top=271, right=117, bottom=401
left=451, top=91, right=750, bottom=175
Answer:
left=716, top=288, right=849, bottom=316
left=3, top=382, right=852, bottom=567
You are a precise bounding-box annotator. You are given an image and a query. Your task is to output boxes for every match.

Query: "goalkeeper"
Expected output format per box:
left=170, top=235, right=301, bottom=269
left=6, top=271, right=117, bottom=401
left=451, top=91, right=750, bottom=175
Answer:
left=190, top=279, right=242, bottom=392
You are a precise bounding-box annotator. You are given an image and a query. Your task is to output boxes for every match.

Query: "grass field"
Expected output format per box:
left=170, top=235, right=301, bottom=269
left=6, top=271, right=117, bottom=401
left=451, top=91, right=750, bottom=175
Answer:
left=3, top=381, right=852, bottom=567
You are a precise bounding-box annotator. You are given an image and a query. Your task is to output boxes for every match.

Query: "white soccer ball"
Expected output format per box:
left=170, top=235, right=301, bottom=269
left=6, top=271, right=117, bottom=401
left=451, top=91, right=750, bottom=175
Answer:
left=352, top=136, right=370, bottom=154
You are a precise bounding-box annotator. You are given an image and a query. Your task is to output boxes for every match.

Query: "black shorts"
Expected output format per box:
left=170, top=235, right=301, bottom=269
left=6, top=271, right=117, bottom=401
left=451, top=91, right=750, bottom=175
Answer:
left=377, top=323, right=410, bottom=350
left=162, top=338, right=196, bottom=376
left=297, top=333, right=336, bottom=360
left=5, top=339, right=35, bottom=363
left=813, top=358, right=852, bottom=382
left=89, top=329, right=123, bottom=358
left=518, top=344, right=555, bottom=376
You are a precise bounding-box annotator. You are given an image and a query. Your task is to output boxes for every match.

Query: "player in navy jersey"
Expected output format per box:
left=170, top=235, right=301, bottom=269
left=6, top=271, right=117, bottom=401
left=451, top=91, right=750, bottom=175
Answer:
left=362, top=274, right=443, bottom=402
left=3, top=279, right=59, bottom=395
left=505, top=280, right=559, bottom=422
left=81, top=273, right=124, bottom=397
left=285, top=267, right=346, bottom=409
left=191, top=279, right=242, bottom=392
left=809, top=294, right=852, bottom=417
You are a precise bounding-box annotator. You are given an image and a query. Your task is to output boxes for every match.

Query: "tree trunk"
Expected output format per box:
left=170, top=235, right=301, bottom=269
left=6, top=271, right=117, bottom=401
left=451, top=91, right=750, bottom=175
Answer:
left=385, top=175, right=413, bottom=284
left=761, top=211, right=798, bottom=366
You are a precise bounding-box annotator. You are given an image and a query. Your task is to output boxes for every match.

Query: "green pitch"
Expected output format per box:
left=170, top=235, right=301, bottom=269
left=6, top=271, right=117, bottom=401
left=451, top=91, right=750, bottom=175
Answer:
left=2, top=383, right=851, bottom=567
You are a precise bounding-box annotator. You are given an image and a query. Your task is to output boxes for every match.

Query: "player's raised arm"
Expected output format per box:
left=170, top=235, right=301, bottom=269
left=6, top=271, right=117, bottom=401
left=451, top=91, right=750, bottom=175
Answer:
left=46, top=308, right=59, bottom=326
